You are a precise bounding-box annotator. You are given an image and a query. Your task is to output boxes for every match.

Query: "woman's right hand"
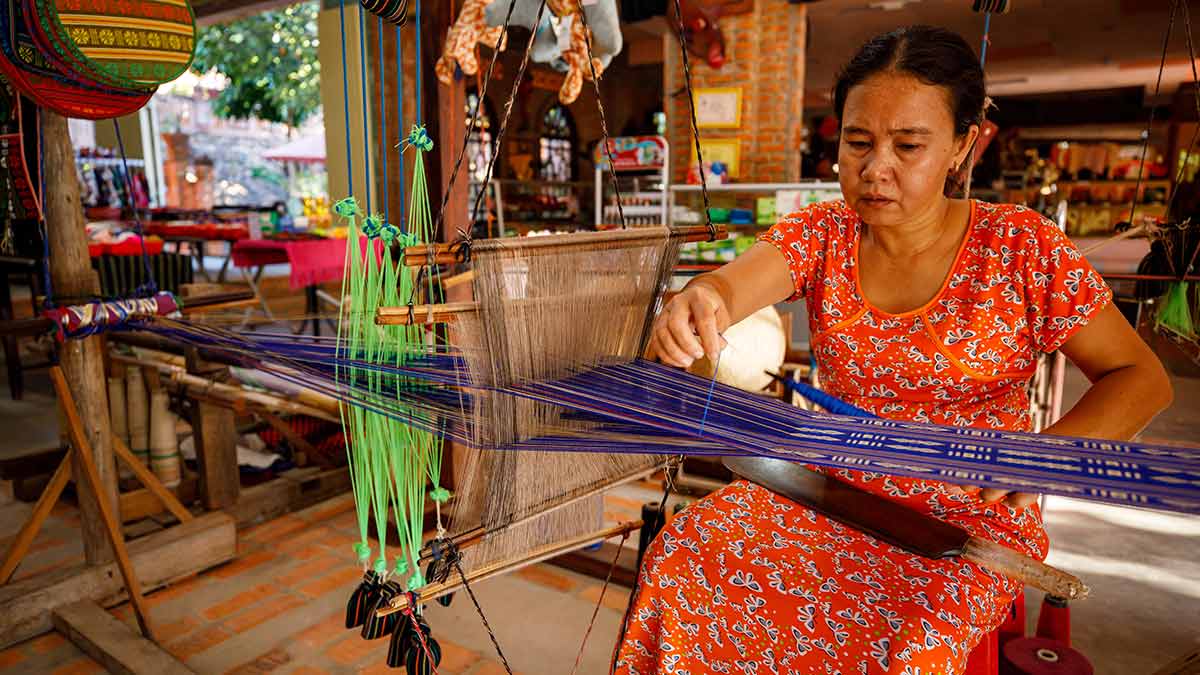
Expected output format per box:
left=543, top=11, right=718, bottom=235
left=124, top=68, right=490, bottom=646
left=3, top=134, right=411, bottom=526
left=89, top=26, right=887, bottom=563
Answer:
left=646, top=281, right=731, bottom=368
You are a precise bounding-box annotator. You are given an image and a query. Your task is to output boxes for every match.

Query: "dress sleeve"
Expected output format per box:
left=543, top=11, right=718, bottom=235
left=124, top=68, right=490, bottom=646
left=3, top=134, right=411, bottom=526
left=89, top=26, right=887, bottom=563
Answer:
left=756, top=205, right=830, bottom=302
left=1020, top=213, right=1114, bottom=353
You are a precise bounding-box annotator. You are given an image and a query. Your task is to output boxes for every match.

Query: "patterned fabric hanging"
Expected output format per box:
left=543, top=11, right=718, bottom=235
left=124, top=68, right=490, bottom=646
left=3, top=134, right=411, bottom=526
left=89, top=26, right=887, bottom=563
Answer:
left=0, top=81, right=41, bottom=225
left=26, top=0, right=197, bottom=90
left=0, top=0, right=152, bottom=118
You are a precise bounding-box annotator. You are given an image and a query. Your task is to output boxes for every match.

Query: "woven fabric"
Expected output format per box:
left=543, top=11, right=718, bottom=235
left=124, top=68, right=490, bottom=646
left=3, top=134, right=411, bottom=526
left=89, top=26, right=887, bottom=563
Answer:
left=0, top=0, right=151, bottom=118
left=0, top=81, right=39, bottom=221
left=29, top=0, right=196, bottom=90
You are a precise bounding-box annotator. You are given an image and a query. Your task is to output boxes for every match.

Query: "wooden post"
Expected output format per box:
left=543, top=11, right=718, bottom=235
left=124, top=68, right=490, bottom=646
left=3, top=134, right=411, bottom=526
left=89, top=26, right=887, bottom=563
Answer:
left=184, top=348, right=240, bottom=510
left=42, top=110, right=118, bottom=565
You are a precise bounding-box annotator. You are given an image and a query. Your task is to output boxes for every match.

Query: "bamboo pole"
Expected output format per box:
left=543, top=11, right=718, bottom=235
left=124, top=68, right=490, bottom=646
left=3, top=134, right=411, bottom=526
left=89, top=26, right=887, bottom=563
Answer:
left=43, top=110, right=118, bottom=564
left=400, top=225, right=727, bottom=266
left=110, top=353, right=341, bottom=423
left=376, top=520, right=643, bottom=618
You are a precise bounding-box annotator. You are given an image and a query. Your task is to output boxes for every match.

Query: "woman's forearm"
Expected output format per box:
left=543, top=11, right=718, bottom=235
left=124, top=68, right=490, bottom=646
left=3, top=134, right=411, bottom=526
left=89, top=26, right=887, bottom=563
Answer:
left=1042, top=363, right=1173, bottom=441
left=687, top=242, right=796, bottom=327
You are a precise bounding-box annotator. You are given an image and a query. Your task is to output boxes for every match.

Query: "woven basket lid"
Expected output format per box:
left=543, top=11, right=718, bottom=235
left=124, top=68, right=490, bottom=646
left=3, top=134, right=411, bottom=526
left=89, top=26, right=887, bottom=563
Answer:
left=0, top=0, right=152, bottom=119
left=28, top=0, right=196, bottom=90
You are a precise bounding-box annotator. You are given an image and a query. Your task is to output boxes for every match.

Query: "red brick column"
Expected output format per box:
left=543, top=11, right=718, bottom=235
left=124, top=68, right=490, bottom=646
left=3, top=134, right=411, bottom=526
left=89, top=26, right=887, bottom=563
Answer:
left=664, top=1, right=808, bottom=184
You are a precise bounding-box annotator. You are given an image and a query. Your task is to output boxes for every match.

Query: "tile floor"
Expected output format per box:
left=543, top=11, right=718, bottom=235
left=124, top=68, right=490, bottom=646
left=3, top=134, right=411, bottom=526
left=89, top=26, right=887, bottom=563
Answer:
left=0, top=367, right=1196, bottom=674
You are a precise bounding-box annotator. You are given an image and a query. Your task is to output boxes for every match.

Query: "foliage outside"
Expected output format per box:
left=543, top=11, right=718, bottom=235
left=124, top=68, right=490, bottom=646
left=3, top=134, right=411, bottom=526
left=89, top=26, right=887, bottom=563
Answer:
left=192, top=1, right=322, bottom=131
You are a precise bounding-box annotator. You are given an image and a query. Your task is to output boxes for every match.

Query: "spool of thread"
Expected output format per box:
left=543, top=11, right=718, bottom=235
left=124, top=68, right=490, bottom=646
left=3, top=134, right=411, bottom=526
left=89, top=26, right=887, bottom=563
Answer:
left=125, top=366, right=149, bottom=467
left=148, top=390, right=181, bottom=487
left=972, top=0, right=1010, bottom=13
left=107, top=375, right=129, bottom=478
left=1002, top=637, right=1093, bottom=674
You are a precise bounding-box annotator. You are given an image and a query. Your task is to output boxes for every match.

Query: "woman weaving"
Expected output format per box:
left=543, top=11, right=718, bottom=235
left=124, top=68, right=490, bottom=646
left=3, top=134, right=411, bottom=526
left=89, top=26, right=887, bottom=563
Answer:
left=617, top=26, right=1173, bottom=674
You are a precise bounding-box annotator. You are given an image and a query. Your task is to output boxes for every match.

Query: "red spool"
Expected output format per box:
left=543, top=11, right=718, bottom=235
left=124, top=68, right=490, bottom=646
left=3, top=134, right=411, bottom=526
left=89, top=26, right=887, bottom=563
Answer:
left=1002, top=638, right=1093, bottom=675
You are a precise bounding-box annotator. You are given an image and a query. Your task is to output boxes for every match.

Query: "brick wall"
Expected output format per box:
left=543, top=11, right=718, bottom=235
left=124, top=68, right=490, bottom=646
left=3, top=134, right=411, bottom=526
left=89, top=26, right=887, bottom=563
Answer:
left=664, top=1, right=808, bottom=183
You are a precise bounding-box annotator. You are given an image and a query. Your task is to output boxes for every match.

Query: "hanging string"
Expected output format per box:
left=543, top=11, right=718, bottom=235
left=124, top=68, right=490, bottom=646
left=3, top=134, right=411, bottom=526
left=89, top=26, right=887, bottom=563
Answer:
left=452, top=558, right=515, bottom=675
left=396, top=23, right=408, bottom=232
left=357, top=4, right=374, bottom=214
left=37, top=108, right=52, bottom=307
left=1166, top=0, right=1200, bottom=221
left=465, top=0, right=550, bottom=242
left=378, top=16, right=390, bottom=225
left=960, top=8, right=997, bottom=200
left=571, top=0, right=627, bottom=229
left=1129, top=0, right=1180, bottom=228
left=113, top=120, right=157, bottom=297
left=415, top=0, right=422, bottom=124
left=339, top=0, right=356, bottom=197
left=433, top=0, right=520, bottom=242
left=568, top=530, right=630, bottom=675
left=669, top=0, right=715, bottom=237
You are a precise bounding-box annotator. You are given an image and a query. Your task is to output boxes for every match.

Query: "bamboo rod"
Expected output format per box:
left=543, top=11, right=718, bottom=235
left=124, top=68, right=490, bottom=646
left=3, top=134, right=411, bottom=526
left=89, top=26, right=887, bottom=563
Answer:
left=111, top=434, right=194, bottom=524
left=417, top=463, right=663, bottom=564
left=0, top=456, right=71, bottom=584
left=376, top=520, right=643, bottom=618
left=376, top=288, right=661, bottom=325
left=109, top=354, right=341, bottom=423
left=376, top=302, right=478, bottom=325
left=401, top=225, right=727, bottom=266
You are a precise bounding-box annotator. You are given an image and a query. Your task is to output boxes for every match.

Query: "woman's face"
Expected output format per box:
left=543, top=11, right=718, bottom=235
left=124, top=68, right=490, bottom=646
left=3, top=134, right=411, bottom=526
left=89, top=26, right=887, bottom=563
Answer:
left=838, top=71, right=977, bottom=226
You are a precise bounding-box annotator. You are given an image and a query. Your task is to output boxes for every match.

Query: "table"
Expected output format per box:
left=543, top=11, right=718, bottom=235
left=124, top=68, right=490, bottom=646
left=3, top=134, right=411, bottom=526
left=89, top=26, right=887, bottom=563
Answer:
left=231, top=238, right=348, bottom=335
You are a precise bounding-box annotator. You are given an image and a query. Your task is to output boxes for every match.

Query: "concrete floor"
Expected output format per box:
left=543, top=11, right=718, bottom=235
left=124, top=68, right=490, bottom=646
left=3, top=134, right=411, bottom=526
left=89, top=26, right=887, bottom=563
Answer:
left=0, top=361, right=1196, bottom=673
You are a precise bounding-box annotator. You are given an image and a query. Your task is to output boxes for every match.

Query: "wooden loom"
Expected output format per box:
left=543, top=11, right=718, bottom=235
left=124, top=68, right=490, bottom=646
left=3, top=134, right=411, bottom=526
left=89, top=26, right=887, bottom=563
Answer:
left=365, top=219, right=1091, bottom=621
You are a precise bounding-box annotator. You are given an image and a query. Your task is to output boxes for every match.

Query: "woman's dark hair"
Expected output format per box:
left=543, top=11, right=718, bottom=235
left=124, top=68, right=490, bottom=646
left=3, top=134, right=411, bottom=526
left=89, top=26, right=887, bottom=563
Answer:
left=833, top=25, right=985, bottom=136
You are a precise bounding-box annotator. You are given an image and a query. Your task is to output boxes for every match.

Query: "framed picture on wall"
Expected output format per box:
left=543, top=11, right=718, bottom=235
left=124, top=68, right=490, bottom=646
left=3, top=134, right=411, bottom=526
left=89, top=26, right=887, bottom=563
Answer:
left=693, top=138, right=742, bottom=178
left=695, top=87, right=743, bottom=129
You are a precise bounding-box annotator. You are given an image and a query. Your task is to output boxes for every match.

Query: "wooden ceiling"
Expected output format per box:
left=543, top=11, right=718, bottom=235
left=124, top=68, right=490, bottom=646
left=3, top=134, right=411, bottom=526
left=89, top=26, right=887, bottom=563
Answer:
left=804, top=0, right=1200, bottom=108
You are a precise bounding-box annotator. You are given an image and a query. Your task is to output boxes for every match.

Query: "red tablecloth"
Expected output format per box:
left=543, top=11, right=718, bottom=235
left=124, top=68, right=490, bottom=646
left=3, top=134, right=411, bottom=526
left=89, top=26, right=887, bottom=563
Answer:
left=232, top=238, right=348, bottom=290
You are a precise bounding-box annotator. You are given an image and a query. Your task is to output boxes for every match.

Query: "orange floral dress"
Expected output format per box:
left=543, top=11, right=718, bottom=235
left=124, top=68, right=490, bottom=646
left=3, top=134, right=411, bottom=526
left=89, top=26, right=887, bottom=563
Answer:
left=613, top=200, right=1112, bottom=675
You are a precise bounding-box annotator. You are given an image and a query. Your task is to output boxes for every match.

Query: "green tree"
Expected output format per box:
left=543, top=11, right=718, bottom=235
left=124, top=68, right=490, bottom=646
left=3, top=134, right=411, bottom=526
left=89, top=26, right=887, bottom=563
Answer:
left=192, top=1, right=321, bottom=131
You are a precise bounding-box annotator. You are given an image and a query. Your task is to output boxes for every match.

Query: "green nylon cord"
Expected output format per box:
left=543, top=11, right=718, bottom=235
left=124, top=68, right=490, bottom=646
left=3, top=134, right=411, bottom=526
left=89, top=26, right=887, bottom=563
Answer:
left=334, top=128, right=445, bottom=587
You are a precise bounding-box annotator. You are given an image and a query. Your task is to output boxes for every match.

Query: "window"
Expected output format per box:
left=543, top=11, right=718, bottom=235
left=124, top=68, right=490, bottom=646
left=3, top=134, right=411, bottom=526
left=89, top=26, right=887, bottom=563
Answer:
left=539, top=104, right=575, bottom=182
left=465, top=89, right=494, bottom=217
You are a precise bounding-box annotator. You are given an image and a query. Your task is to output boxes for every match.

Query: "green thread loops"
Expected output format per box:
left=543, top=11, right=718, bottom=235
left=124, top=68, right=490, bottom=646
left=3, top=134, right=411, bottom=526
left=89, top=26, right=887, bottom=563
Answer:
left=362, top=214, right=383, bottom=239
left=354, top=542, right=372, bottom=563
left=399, top=124, right=434, bottom=152
left=429, top=487, right=451, bottom=503
left=334, top=196, right=361, bottom=219
left=406, top=571, right=426, bottom=591
left=335, top=130, right=444, bottom=594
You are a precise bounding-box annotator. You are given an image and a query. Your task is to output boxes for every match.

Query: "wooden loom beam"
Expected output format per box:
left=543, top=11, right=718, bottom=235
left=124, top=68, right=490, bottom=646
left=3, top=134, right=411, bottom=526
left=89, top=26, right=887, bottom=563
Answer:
left=400, top=224, right=729, bottom=266
left=375, top=520, right=643, bottom=618
left=43, top=110, right=118, bottom=565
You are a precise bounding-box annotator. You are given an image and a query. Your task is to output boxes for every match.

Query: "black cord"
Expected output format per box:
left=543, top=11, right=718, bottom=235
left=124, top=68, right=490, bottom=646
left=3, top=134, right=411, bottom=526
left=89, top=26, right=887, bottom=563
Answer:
left=669, top=0, right=716, bottom=239
left=1129, top=0, right=1180, bottom=230
left=454, top=559, right=515, bottom=675
left=464, top=0, right=551, bottom=240
left=433, top=0, right=520, bottom=240
left=572, top=0, right=629, bottom=230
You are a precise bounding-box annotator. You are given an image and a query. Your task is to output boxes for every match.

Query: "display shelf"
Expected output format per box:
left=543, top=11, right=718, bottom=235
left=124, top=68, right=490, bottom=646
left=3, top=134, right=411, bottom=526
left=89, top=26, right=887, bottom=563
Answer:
left=669, top=181, right=842, bottom=228
left=595, top=136, right=670, bottom=227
